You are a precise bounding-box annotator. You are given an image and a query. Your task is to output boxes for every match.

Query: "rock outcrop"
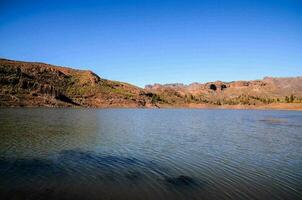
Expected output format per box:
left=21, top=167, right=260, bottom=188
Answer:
left=145, top=77, right=302, bottom=106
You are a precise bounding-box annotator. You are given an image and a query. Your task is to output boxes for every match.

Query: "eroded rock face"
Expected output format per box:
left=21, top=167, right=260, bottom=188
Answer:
left=221, top=84, right=227, bottom=90
left=209, top=84, right=217, bottom=91
left=204, top=82, right=230, bottom=92
left=231, top=81, right=250, bottom=87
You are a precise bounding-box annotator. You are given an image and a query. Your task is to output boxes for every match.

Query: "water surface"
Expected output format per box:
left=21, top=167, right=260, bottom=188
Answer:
left=0, top=108, right=301, bottom=200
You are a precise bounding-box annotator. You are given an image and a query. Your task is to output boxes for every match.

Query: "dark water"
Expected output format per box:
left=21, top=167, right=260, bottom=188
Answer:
left=0, top=108, right=301, bottom=200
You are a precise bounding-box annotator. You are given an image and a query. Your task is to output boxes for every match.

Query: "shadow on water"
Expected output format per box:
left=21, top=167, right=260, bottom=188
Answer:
left=259, top=118, right=288, bottom=124
left=258, top=117, right=302, bottom=128
left=165, top=175, right=197, bottom=187
left=0, top=149, right=203, bottom=200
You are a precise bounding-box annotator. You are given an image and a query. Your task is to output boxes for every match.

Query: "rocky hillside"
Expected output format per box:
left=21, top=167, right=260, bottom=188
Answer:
left=1, top=58, right=302, bottom=109
left=0, top=59, right=155, bottom=107
left=145, top=77, right=302, bottom=106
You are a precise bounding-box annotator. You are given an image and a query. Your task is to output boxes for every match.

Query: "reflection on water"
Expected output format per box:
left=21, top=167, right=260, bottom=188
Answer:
left=0, top=108, right=302, bottom=200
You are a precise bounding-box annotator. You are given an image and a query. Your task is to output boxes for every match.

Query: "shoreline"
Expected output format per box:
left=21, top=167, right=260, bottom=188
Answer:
left=158, top=103, right=302, bottom=111
left=1, top=103, right=302, bottom=111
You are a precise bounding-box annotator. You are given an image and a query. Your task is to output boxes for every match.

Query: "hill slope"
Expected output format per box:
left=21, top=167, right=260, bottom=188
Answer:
left=1, top=58, right=302, bottom=110
left=0, top=59, right=154, bottom=107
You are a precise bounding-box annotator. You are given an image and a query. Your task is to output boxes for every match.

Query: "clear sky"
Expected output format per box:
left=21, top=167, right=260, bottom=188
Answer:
left=0, top=0, right=301, bottom=87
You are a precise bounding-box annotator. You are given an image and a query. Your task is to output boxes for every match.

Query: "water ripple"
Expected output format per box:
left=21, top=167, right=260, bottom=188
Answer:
left=0, top=108, right=301, bottom=200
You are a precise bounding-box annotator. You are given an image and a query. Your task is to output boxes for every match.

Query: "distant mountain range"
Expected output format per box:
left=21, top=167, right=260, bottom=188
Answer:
left=1, top=58, right=302, bottom=110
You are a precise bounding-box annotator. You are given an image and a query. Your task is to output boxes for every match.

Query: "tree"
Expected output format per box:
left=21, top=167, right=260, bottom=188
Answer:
left=151, top=94, right=160, bottom=104
left=290, top=94, right=295, bottom=103
left=190, top=94, right=194, bottom=101
left=285, top=96, right=289, bottom=103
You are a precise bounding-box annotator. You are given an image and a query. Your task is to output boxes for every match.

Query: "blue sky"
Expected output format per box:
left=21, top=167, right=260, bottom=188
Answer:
left=0, top=0, right=301, bottom=87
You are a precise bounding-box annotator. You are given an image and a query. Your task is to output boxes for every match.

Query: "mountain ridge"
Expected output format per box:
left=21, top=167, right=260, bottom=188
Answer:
left=1, top=58, right=302, bottom=110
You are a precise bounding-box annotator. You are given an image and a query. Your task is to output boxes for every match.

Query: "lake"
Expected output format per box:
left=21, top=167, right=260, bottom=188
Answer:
left=0, top=108, right=301, bottom=200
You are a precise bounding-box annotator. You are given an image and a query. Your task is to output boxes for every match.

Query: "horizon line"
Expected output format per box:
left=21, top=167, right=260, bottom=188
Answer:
left=1, top=57, right=301, bottom=88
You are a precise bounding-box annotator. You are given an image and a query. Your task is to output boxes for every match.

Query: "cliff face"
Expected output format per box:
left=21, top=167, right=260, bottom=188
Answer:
left=0, top=59, right=153, bottom=107
left=1, top=58, right=302, bottom=109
